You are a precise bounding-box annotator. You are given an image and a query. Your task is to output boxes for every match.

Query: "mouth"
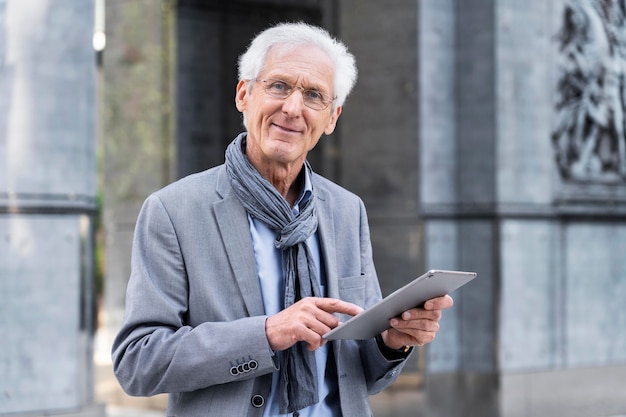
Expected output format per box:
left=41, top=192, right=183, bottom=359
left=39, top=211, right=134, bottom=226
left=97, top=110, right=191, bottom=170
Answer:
left=272, top=122, right=302, bottom=134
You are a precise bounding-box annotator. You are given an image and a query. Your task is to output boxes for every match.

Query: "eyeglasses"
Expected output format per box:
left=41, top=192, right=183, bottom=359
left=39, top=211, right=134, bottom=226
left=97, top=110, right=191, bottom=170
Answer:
left=254, top=78, right=334, bottom=110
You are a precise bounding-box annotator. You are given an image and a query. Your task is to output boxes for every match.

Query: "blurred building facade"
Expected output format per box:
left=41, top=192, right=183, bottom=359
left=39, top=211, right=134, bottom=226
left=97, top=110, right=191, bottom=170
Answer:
left=0, top=0, right=101, bottom=416
left=100, top=1, right=626, bottom=417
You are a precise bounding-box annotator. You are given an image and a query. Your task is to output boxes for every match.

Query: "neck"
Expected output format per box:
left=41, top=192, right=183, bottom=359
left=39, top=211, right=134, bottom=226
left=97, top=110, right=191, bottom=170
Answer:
left=243, top=140, right=305, bottom=206
left=263, top=165, right=304, bottom=206
left=245, top=155, right=304, bottom=206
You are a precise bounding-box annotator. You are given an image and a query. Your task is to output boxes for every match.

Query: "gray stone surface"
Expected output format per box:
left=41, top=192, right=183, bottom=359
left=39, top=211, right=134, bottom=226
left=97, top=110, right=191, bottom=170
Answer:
left=496, top=1, right=556, bottom=205
left=500, top=220, right=558, bottom=370
left=565, top=222, right=626, bottom=366
left=418, top=0, right=626, bottom=415
left=0, top=0, right=96, bottom=207
left=0, top=0, right=97, bottom=415
left=339, top=0, right=421, bottom=299
left=500, top=366, right=626, bottom=417
left=0, top=216, right=81, bottom=414
left=419, top=0, right=457, bottom=208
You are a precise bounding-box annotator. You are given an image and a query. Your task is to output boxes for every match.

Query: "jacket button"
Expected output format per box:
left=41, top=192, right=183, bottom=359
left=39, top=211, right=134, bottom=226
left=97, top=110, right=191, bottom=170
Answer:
left=251, top=394, right=265, bottom=408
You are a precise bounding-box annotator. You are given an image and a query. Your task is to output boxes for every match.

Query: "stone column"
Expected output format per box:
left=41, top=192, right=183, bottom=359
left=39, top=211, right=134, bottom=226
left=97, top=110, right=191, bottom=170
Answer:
left=419, top=1, right=626, bottom=416
left=0, top=0, right=101, bottom=416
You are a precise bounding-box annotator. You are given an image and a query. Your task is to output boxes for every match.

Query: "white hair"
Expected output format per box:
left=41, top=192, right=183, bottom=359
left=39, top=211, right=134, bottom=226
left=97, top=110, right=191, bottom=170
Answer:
left=237, top=22, right=358, bottom=112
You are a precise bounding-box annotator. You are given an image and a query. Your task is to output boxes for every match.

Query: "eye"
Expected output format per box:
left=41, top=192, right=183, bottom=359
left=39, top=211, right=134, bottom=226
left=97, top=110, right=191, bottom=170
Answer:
left=304, top=90, right=324, bottom=101
left=268, top=80, right=289, bottom=92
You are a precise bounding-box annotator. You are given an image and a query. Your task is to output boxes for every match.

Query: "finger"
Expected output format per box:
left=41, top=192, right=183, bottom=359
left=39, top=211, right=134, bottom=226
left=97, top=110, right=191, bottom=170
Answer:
left=386, top=325, right=438, bottom=347
left=290, top=319, right=334, bottom=351
left=298, top=327, right=327, bottom=351
left=305, top=332, right=329, bottom=351
left=382, top=328, right=432, bottom=349
left=313, top=297, right=364, bottom=316
left=391, top=317, right=440, bottom=333
left=307, top=306, right=359, bottom=337
left=423, top=294, right=453, bottom=310
left=268, top=317, right=325, bottom=351
left=288, top=298, right=354, bottom=330
left=281, top=299, right=350, bottom=338
left=266, top=298, right=364, bottom=351
left=400, top=308, right=442, bottom=322
left=301, top=311, right=337, bottom=336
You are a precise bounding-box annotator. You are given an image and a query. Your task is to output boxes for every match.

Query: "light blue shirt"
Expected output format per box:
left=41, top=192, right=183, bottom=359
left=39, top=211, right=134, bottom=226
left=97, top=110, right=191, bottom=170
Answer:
left=248, top=170, right=341, bottom=417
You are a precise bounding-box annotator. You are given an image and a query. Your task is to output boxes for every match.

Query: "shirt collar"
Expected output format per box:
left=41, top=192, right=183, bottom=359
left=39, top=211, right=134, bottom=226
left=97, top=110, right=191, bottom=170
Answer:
left=292, top=166, right=313, bottom=215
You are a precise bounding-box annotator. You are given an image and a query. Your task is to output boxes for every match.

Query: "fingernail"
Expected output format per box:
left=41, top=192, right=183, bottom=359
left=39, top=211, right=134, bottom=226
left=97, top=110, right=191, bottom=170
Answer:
left=391, top=319, right=398, bottom=326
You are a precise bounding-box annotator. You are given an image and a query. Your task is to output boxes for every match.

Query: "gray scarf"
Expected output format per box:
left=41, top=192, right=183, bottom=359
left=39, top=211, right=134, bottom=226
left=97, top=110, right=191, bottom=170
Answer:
left=225, top=133, right=321, bottom=414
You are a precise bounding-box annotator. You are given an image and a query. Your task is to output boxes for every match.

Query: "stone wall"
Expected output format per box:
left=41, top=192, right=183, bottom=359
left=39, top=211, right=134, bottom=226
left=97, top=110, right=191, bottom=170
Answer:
left=420, top=1, right=626, bottom=416
left=0, top=0, right=100, bottom=415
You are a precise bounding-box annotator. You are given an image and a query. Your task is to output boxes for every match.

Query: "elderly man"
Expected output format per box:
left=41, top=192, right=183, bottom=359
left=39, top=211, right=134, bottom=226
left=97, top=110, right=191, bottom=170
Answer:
left=112, top=22, right=453, bottom=417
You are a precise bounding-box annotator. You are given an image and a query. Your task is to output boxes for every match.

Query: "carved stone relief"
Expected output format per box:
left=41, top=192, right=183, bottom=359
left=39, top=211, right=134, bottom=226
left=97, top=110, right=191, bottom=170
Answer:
left=553, top=0, right=626, bottom=183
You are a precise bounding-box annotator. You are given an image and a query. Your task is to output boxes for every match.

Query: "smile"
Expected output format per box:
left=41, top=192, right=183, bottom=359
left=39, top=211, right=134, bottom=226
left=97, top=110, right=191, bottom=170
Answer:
left=272, top=123, right=302, bottom=133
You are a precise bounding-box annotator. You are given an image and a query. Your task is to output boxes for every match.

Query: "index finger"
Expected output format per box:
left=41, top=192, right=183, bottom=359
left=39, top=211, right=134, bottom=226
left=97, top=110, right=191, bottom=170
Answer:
left=315, top=298, right=364, bottom=316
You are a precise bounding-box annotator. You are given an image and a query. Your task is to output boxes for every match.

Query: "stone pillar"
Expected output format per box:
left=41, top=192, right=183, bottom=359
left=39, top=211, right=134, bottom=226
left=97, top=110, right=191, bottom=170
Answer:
left=419, top=1, right=626, bottom=416
left=0, top=0, right=101, bottom=416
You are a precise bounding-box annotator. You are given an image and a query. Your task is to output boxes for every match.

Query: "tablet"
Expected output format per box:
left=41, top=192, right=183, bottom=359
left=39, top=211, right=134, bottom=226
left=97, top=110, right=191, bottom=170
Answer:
left=322, top=269, right=477, bottom=340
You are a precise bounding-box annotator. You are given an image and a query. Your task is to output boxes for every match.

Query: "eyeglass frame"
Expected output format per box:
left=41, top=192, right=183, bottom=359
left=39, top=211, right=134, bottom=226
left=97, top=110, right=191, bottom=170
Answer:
left=251, top=78, right=336, bottom=110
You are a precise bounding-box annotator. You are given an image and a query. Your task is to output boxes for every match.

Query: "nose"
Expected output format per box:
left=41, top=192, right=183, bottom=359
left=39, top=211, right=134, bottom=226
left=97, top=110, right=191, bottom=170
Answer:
left=281, top=88, right=305, bottom=115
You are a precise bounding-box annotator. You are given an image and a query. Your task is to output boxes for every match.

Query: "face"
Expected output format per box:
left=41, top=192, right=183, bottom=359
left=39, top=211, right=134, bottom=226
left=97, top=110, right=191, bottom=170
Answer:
left=235, top=44, right=342, bottom=173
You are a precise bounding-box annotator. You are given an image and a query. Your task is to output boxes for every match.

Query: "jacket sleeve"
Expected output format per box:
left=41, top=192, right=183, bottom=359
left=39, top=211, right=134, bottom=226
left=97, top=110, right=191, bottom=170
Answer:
left=111, top=193, right=278, bottom=396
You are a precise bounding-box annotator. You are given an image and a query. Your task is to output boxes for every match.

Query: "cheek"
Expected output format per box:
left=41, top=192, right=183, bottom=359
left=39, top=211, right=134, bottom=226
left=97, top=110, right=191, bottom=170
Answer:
left=307, top=135, right=322, bottom=152
left=245, top=109, right=265, bottom=129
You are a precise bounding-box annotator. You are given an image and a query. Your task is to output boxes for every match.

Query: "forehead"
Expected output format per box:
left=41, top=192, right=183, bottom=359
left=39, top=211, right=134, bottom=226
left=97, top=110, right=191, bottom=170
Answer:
left=262, top=44, right=335, bottom=90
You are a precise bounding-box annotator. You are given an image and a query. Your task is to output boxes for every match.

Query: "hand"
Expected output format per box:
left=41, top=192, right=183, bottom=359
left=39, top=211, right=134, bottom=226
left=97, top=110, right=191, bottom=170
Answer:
left=265, top=297, right=363, bottom=352
left=381, top=295, right=454, bottom=350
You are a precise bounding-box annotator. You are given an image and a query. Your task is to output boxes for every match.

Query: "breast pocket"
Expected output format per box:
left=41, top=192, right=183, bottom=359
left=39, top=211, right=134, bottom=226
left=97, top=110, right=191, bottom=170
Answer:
left=338, top=274, right=365, bottom=307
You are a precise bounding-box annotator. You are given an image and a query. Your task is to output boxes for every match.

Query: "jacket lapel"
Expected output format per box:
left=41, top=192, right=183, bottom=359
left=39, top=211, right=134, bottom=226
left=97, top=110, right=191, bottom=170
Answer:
left=315, top=182, right=340, bottom=300
left=214, top=167, right=265, bottom=317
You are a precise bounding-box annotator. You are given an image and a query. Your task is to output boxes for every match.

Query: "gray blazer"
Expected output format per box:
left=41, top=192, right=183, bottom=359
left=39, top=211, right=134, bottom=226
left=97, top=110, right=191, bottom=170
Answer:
left=112, top=164, right=409, bottom=417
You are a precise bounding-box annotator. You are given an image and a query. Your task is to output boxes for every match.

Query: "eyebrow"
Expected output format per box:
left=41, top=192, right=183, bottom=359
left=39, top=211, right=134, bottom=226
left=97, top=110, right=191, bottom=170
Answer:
left=267, top=76, right=329, bottom=93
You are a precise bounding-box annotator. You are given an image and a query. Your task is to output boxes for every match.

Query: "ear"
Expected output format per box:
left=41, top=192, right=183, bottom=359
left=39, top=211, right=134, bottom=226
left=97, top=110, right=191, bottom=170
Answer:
left=324, top=105, right=342, bottom=135
left=235, top=80, right=248, bottom=112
